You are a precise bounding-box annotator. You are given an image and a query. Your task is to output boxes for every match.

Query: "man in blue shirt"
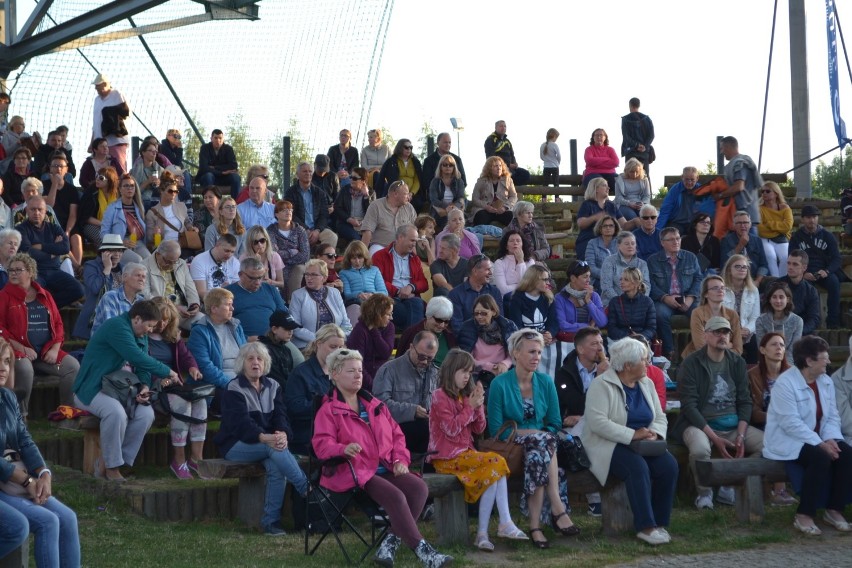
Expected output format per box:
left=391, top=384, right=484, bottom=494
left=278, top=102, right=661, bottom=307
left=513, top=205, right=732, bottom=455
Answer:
left=284, top=161, right=337, bottom=250
left=632, top=204, right=662, bottom=260
left=225, top=257, right=288, bottom=340
left=720, top=211, right=769, bottom=287
left=236, top=177, right=275, bottom=228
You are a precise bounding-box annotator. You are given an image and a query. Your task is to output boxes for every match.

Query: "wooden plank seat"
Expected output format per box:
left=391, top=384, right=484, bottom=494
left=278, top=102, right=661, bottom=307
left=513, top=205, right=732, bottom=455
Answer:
left=0, top=535, right=29, bottom=568
left=50, top=415, right=101, bottom=475
left=694, top=458, right=787, bottom=523
left=197, top=458, right=270, bottom=529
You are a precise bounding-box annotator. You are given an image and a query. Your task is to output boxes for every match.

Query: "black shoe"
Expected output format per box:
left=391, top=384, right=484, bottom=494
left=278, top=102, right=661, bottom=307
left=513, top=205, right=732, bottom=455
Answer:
left=551, top=511, right=581, bottom=536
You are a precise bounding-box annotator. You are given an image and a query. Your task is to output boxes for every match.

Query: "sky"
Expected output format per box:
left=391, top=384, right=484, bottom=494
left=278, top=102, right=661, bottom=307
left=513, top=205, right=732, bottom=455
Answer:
left=6, top=0, right=848, bottom=193
left=367, top=0, right=848, bottom=189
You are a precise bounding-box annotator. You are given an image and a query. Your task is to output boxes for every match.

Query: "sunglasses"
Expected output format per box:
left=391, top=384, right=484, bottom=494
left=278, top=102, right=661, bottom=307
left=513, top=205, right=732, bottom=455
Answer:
left=321, top=253, right=336, bottom=259
left=96, top=174, right=107, bottom=182
left=165, top=189, right=179, bottom=195
left=403, top=145, right=413, bottom=150
left=761, top=189, right=774, bottom=194
left=350, top=176, right=362, bottom=181
left=469, top=254, right=489, bottom=269
left=242, top=273, right=264, bottom=281
left=432, top=317, right=450, bottom=325
left=641, top=215, right=658, bottom=220
left=170, top=133, right=182, bottom=140
left=253, top=238, right=267, bottom=245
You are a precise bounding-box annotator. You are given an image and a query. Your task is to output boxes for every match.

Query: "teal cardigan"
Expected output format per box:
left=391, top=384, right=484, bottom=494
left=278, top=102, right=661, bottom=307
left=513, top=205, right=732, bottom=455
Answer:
left=73, top=312, right=172, bottom=406
left=487, top=369, right=561, bottom=439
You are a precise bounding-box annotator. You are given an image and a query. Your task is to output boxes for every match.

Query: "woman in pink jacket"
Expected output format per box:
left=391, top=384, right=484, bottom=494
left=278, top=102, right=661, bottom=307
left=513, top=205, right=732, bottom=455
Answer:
left=582, top=128, right=619, bottom=190
left=428, top=349, right=527, bottom=551
left=312, top=348, right=453, bottom=568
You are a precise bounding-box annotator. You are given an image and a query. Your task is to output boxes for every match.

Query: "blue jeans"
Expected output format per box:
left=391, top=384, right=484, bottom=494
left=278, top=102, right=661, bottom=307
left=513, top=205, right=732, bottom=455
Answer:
left=619, top=205, right=640, bottom=220
left=0, top=493, right=80, bottom=568
left=38, top=269, right=84, bottom=309
left=655, top=300, right=695, bottom=354
left=608, top=443, right=678, bottom=532
left=337, top=222, right=361, bottom=243
left=199, top=172, right=242, bottom=199
left=392, top=297, right=425, bottom=330
left=224, top=440, right=308, bottom=527
left=0, top=499, right=29, bottom=559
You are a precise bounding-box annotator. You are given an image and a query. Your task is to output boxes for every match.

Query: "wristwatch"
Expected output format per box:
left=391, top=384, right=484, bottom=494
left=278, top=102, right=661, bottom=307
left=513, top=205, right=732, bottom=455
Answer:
left=22, top=476, right=35, bottom=488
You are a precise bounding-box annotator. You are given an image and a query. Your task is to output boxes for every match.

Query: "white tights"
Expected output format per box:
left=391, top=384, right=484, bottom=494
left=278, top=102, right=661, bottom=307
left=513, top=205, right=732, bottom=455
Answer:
left=478, top=476, right=512, bottom=533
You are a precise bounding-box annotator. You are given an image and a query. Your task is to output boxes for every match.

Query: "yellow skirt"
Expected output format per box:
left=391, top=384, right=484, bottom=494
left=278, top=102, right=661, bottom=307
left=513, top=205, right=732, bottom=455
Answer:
left=432, top=449, right=510, bottom=503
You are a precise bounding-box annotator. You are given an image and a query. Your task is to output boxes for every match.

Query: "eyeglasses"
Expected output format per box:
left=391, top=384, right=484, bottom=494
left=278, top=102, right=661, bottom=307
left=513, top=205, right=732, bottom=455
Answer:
left=221, top=205, right=236, bottom=211
left=165, top=189, right=179, bottom=195
left=304, top=272, right=324, bottom=278
left=707, top=285, right=726, bottom=292
left=412, top=347, right=434, bottom=364
left=761, top=189, right=774, bottom=194
left=683, top=178, right=698, bottom=183
left=253, top=238, right=267, bottom=245
left=473, top=311, right=491, bottom=317
left=7, top=268, right=25, bottom=274
left=734, top=221, right=751, bottom=225
left=96, top=175, right=107, bottom=182
left=732, top=264, right=749, bottom=270
left=350, top=176, right=362, bottom=181
left=641, top=215, right=657, bottom=220
left=431, top=317, right=450, bottom=325
left=662, top=236, right=681, bottom=242
left=711, top=329, right=732, bottom=336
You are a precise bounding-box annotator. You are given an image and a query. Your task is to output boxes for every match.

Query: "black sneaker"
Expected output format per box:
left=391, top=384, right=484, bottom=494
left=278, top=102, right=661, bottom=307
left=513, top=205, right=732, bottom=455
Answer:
left=263, top=522, right=286, bottom=536
left=587, top=503, right=602, bottom=517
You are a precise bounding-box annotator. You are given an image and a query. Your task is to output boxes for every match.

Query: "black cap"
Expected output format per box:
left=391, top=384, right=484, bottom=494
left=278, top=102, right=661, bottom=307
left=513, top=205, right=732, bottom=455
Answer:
left=269, top=310, right=300, bottom=330
left=800, top=204, right=820, bottom=217
left=314, top=154, right=330, bottom=172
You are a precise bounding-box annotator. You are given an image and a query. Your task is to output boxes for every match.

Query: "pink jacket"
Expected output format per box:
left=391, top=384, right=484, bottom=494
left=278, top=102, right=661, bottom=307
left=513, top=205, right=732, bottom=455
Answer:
left=583, top=144, right=619, bottom=176
left=427, top=388, right=486, bottom=461
left=312, top=389, right=411, bottom=491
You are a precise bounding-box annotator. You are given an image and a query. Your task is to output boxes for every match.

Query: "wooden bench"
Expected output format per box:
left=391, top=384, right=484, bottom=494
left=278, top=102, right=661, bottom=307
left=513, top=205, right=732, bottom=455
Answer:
left=694, top=458, right=787, bottom=523
left=422, top=470, right=631, bottom=545
left=197, top=459, right=268, bottom=529
left=0, top=535, right=29, bottom=568
left=51, top=415, right=101, bottom=475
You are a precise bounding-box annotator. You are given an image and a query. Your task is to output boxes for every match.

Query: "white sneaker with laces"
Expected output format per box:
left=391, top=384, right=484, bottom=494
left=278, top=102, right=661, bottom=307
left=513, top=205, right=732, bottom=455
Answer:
left=694, top=493, right=714, bottom=510
left=636, top=528, right=670, bottom=545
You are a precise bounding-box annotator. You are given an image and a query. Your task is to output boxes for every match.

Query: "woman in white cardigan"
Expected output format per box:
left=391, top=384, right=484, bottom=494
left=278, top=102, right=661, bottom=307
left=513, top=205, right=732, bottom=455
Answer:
left=763, top=335, right=852, bottom=536
left=288, top=259, right=352, bottom=349
left=721, top=254, right=760, bottom=364
left=583, top=338, right=676, bottom=546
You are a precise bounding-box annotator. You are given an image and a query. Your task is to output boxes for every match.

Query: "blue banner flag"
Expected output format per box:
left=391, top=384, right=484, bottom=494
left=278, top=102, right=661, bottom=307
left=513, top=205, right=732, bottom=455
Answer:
left=827, top=0, right=849, bottom=148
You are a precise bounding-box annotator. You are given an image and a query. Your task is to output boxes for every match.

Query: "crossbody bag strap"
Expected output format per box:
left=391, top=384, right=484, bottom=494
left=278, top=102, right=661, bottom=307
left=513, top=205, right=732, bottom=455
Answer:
left=618, top=296, right=635, bottom=335
left=151, top=207, right=182, bottom=233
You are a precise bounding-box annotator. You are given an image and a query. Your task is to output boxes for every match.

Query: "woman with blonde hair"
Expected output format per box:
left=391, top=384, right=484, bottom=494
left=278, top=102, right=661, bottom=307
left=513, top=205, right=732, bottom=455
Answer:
left=241, top=224, right=284, bottom=292
left=284, top=323, right=346, bottom=455
left=429, top=349, right=527, bottom=551
left=433, top=208, right=481, bottom=260
left=575, top=177, right=633, bottom=259
left=428, top=154, right=466, bottom=230
left=722, top=254, right=760, bottom=363
left=681, top=275, right=744, bottom=358
left=606, top=266, right=656, bottom=342
left=614, top=158, right=651, bottom=222
left=471, top=156, right=517, bottom=226
left=100, top=173, right=149, bottom=261
left=147, top=296, right=206, bottom=480
left=757, top=181, right=793, bottom=277
left=585, top=215, right=620, bottom=291
left=204, top=196, right=246, bottom=256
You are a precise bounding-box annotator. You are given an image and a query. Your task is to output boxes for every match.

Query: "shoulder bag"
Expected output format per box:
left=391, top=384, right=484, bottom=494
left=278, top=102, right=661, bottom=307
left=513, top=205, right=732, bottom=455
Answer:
left=0, top=450, right=29, bottom=497
left=151, top=207, right=203, bottom=251
left=556, top=433, right=591, bottom=472
left=101, top=369, right=144, bottom=418
left=478, top=421, right=524, bottom=477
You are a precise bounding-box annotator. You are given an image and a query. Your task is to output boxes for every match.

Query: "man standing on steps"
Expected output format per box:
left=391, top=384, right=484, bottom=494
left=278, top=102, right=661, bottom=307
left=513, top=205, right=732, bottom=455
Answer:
left=91, top=73, right=131, bottom=173
left=673, top=316, right=764, bottom=510
left=484, top=120, right=530, bottom=186
left=718, top=136, right=763, bottom=227
left=620, top=98, right=655, bottom=176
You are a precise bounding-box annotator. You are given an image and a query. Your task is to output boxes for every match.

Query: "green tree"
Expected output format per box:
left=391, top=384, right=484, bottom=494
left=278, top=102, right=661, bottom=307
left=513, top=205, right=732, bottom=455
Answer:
left=812, top=146, right=852, bottom=199
left=379, top=126, right=396, bottom=153
left=416, top=120, right=437, bottom=161
left=182, top=114, right=207, bottom=176
left=699, top=161, right=717, bottom=176
left=225, top=111, right=263, bottom=182
left=269, top=119, right=314, bottom=191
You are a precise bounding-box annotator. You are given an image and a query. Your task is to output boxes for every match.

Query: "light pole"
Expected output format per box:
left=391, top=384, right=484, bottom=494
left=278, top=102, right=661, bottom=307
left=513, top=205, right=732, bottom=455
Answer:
left=450, top=117, right=464, bottom=157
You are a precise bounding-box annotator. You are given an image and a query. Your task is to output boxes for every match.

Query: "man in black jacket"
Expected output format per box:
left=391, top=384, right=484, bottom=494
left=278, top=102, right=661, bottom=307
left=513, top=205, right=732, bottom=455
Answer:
left=333, top=167, right=371, bottom=243
left=778, top=250, right=822, bottom=336
left=421, top=132, right=467, bottom=190
left=620, top=97, right=655, bottom=175
left=195, top=129, right=241, bottom=199
left=284, top=161, right=337, bottom=250
left=327, top=129, right=360, bottom=190
left=484, top=120, right=529, bottom=186
left=554, top=326, right=607, bottom=515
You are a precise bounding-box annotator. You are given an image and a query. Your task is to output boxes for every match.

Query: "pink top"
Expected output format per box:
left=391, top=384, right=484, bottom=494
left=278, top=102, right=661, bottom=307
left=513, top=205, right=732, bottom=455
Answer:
left=427, top=388, right=486, bottom=461
left=583, top=144, right=619, bottom=176
left=472, top=339, right=511, bottom=372
left=240, top=251, right=285, bottom=284
left=647, top=364, right=667, bottom=408
left=434, top=228, right=481, bottom=259
left=493, top=256, right=535, bottom=295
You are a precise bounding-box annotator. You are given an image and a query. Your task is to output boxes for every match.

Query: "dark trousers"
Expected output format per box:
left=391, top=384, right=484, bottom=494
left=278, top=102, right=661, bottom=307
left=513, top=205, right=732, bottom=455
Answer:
left=473, top=209, right=513, bottom=227
left=795, top=441, right=852, bottom=517
left=510, top=167, right=530, bottom=187
left=542, top=167, right=559, bottom=187
left=582, top=173, right=617, bottom=193
left=336, top=222, right=361, bottom=243
left=199, top=172, right=242, bottom=199
left=608, top=443, right=678, bottom=532
left=364, top=473, right=428, bottom=549
left=38, top=269, right=84, bottom=308
left=814, top=273, right=841, bottom=327
left=392, top=297, right=425, bottom=330
left=399, top=419, right=430, bottom=455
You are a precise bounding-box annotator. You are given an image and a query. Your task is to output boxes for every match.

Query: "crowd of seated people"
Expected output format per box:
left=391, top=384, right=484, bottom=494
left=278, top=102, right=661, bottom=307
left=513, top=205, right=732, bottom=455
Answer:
left=7, top=100, right=852, bottom=565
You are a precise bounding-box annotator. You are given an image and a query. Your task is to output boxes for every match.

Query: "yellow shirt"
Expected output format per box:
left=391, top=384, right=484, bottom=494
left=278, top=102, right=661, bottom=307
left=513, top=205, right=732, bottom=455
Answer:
left=757, top=205, right=793, bottom=239
left=397, top=158, right=420, bottom=195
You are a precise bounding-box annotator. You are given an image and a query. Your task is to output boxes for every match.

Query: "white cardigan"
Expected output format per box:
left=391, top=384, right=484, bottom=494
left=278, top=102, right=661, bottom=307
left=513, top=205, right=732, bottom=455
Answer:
left=583, top=368, right=668, bottom=485
left=763, top=367, right=843, bottom=461
left=288, top=285, right=352, bottom=349
left=722, top=287, right=760, bottom=333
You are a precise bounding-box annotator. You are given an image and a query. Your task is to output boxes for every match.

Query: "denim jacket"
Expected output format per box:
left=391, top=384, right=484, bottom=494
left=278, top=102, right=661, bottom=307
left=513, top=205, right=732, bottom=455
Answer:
left=646, top=249, right=702, bottom=302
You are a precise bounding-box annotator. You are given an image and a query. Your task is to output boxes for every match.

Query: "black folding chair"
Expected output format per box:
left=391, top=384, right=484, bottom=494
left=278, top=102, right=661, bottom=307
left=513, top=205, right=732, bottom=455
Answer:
left=303, top=394, right=389, bottom=565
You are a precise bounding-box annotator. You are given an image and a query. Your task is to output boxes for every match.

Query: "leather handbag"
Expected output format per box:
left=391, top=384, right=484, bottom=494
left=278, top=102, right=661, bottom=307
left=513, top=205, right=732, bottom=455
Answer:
left=0, top=450, right=29, bottom=497
left=556, top=434, right=591, bottom=472
left=150, top=207, right=203, bottom=251
left=629, top=439, right=668, bottom=457
left=478, top=421, right=524, bottom=477
left=101, top=370, right=143, bottom=418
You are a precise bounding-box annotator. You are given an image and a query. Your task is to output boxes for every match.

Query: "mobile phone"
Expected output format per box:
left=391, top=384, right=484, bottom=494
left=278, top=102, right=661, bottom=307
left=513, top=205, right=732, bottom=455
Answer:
left=674, top=296, right=684, bottom=305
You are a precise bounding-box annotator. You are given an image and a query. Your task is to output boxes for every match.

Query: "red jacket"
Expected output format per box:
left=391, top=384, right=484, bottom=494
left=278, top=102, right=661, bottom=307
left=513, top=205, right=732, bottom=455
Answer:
left=312, top=388, right=410, bottom=492
left=371, top=245, right=428, bottom=297
left=0, top=281, right=67, bottom=363
left=427, top=388, right=486, bottom=461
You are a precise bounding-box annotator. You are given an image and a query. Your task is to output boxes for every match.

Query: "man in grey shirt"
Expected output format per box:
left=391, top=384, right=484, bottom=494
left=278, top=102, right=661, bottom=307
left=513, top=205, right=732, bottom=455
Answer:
left=430, top=233, right=468, bottom=296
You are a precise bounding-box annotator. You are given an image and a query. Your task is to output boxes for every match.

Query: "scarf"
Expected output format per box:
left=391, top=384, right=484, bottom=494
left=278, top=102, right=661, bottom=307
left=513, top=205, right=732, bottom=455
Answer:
left=563, top=286, right=587, bottom=301
left=308, top=286, right=333, bottom=329
left=477, top=319, right=503, bottom=345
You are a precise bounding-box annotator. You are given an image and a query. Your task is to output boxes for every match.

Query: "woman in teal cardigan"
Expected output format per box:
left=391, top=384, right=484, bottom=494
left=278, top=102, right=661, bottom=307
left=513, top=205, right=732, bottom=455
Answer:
left=487, top=330, right=579, bottom=549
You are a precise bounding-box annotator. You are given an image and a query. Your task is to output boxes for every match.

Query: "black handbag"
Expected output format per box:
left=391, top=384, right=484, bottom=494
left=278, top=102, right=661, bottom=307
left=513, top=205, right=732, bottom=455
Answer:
left=629, top=439, right=667, bottom=457
left=153, top=380, right=215, bottom=424
left=556, top=434, right=591, bottom=472
left=101, top=370, right=144, bottom=418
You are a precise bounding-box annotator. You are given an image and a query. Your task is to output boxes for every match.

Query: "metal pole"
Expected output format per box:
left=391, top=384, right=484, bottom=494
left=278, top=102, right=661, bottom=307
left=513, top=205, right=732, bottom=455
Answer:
left=283, top=135, right=291, bottom=189
left=569, top=139, right=578, bottom=176
left=716, top=135, right=724, bottom=175
left=789, top=0, right=812, bottom=196
left=427, top=135, right=434, bottom=156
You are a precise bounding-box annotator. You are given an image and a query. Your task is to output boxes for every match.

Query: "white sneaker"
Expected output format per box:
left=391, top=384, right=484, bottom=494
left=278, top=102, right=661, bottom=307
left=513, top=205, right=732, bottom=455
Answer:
left=716, top=486, right=736, bottom=506
left=636, top=528, right=670, bottom=545
left=695, top=493, right=714, bottom=510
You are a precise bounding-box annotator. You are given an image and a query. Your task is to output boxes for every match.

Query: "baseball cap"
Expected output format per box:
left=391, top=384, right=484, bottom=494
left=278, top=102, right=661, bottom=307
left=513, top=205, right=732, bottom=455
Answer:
left=704, top=317, right=732, bottom=332
left=270, top=310, right=301, bottom=330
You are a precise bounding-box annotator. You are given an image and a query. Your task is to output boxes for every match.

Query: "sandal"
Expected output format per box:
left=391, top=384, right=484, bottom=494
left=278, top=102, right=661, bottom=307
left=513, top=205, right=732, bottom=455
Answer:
left=497, top=523, right=529, bottom=540
left=528, top=528, right=550, bottom=549
left=474, top=533, right=494, bottom=552
left=793, top=517, right=822, bottom=536
left=551, top=511, right=581, bottom=537
left=823, top=512, right=852, bottom=532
